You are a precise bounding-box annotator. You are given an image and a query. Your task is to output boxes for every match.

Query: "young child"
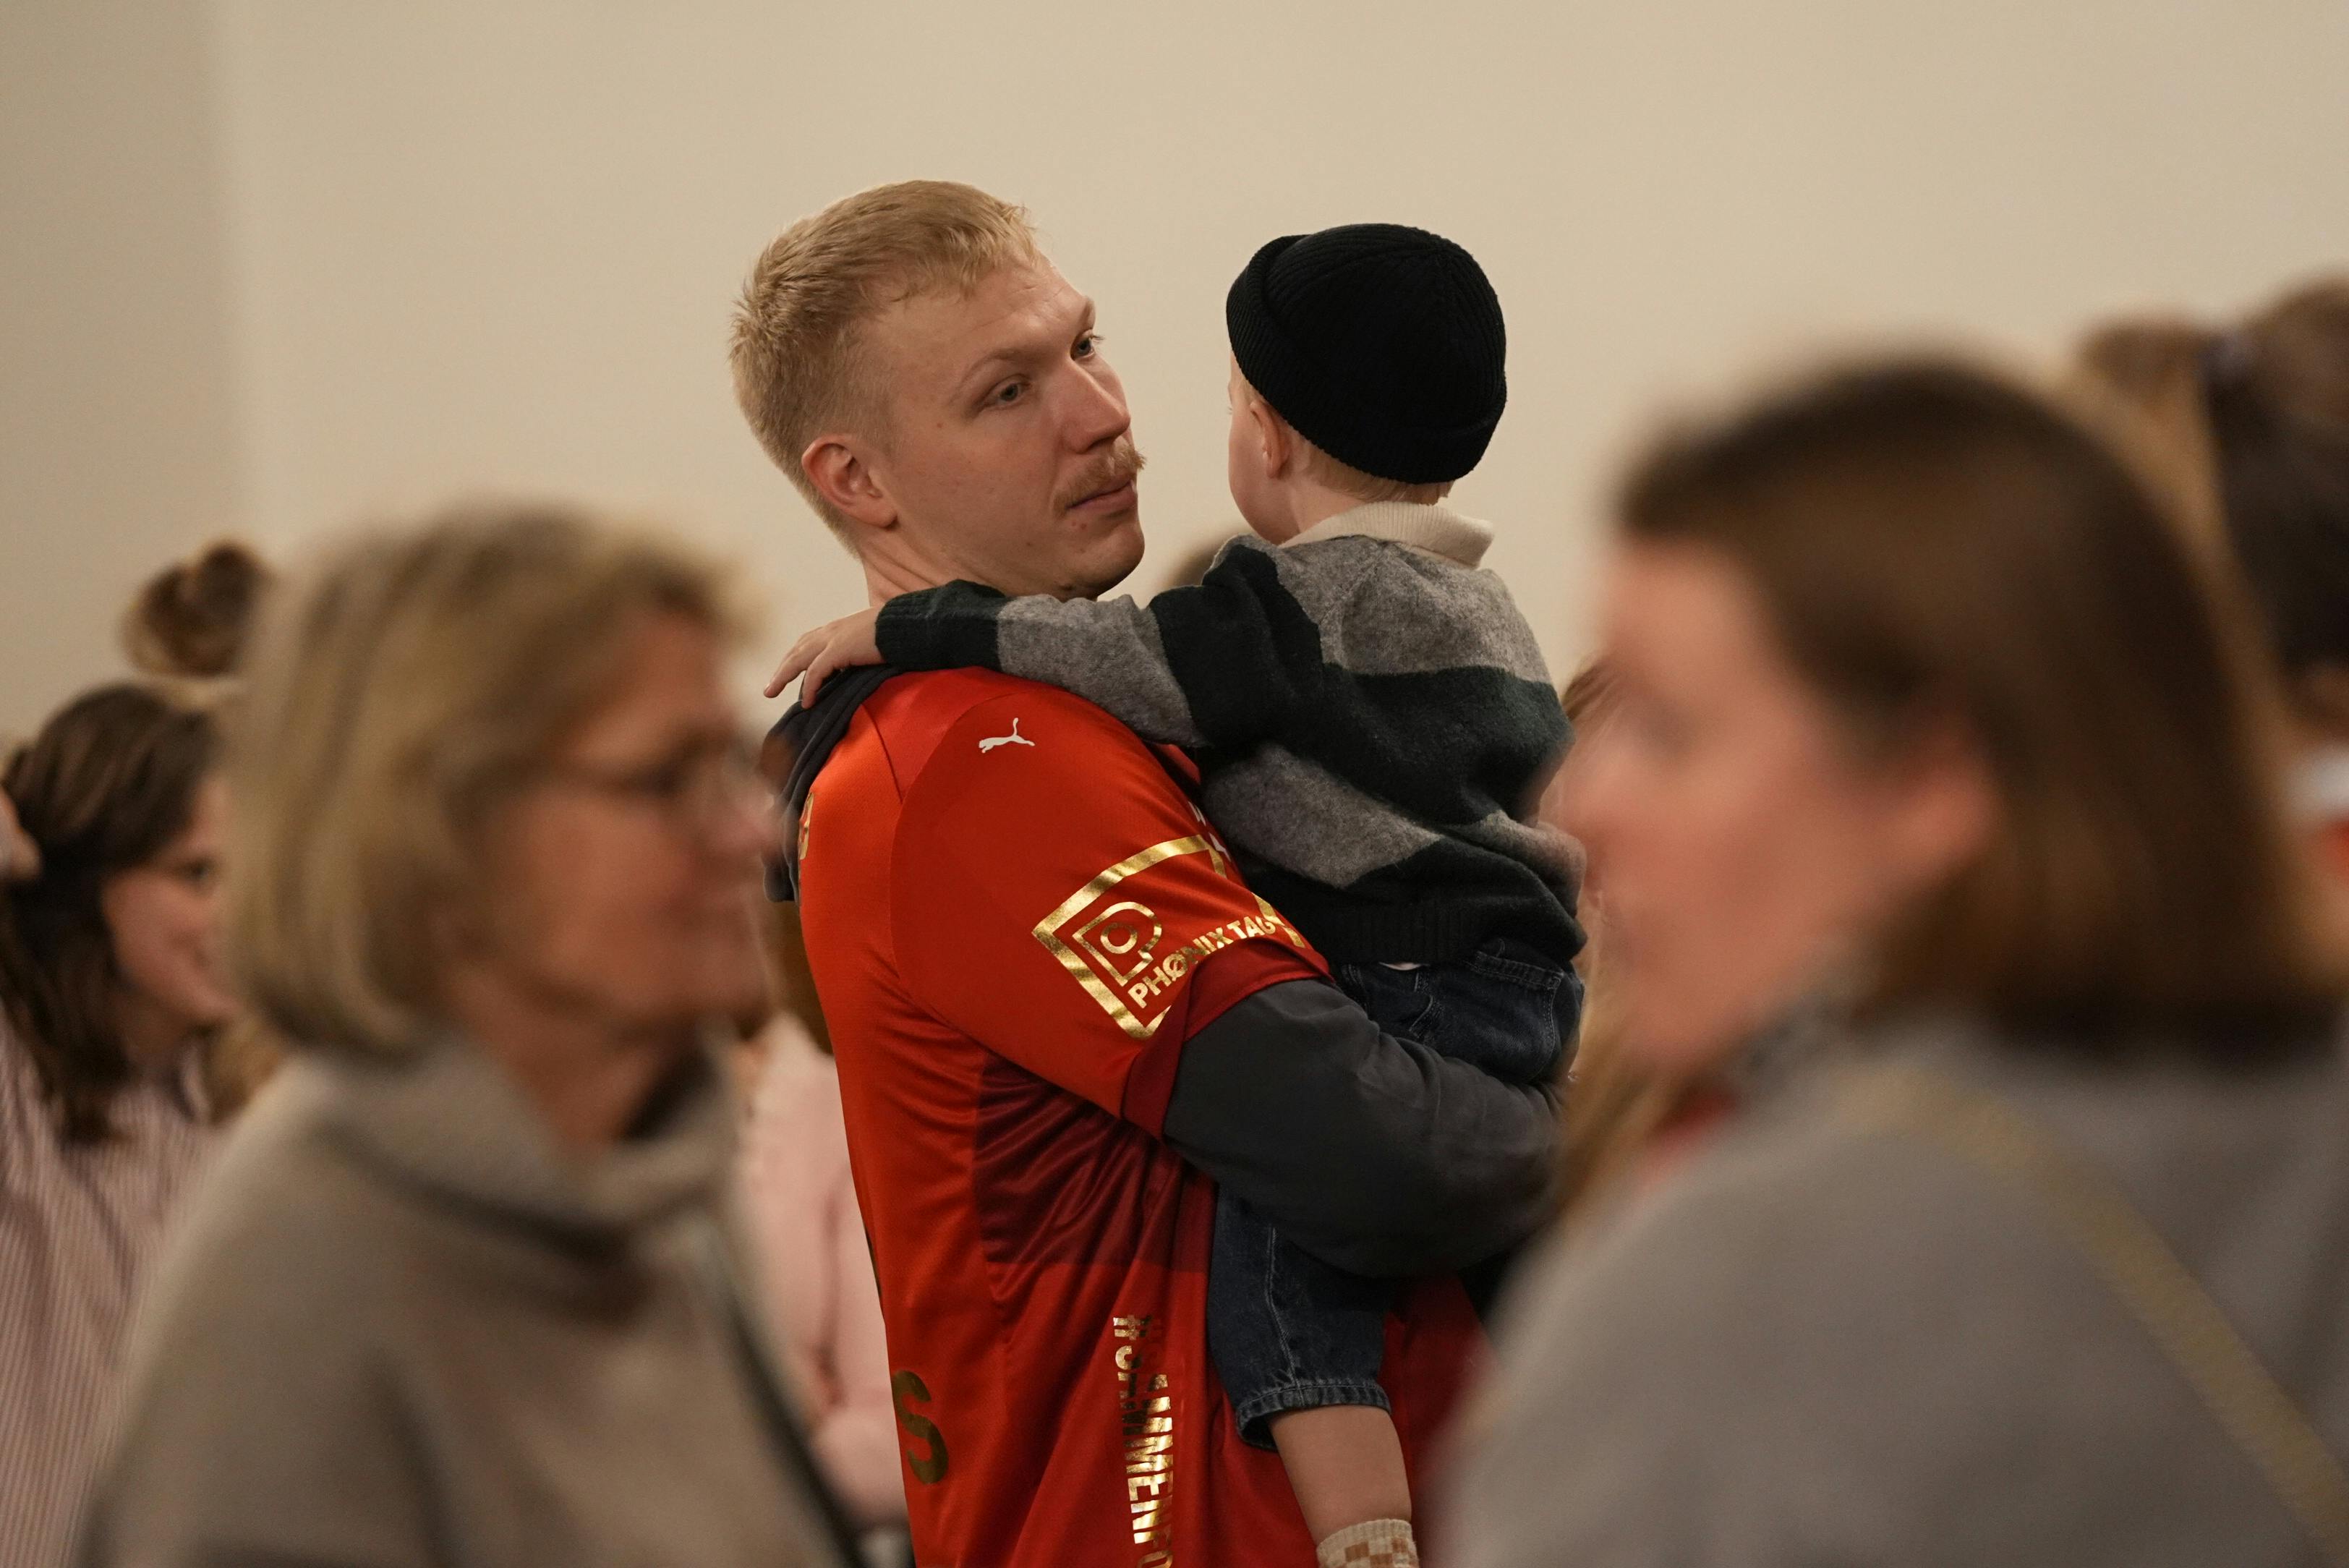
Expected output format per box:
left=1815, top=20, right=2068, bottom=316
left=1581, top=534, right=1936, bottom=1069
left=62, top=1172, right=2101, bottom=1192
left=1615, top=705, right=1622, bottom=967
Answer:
left=772, top=222, right=1582, bottom=1568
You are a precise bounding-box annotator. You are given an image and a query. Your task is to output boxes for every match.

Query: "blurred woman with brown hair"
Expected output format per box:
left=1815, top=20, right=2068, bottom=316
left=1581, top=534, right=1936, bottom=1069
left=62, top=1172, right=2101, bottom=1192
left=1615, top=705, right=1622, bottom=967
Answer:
left=0, top=535, right=273, bottom=1564
left=0, top=685, right=233, bottom=1567
left=1451, top=360, right=2349, bottom=1566
left=2077, top=278, right=2349, bottom=877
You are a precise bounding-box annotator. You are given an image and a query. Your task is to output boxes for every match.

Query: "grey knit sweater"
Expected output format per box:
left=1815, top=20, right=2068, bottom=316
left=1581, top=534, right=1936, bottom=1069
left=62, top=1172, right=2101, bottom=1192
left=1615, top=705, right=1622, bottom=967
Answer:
left=875, top=501, right=1583, bottom=966
left=77, top=1041, right=853, bottom=1567
left=1449, top=1013, right=2349, bottom=1567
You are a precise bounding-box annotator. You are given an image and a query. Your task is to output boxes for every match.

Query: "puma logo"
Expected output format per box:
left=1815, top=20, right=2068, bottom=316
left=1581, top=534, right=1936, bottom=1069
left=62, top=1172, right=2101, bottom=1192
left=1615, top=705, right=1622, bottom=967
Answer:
left=979, top=718, right=1036, bottom=754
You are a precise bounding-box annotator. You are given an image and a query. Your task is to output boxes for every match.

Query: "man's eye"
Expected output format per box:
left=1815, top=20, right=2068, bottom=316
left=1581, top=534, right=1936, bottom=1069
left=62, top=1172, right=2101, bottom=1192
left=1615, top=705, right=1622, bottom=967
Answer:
left=1074, top=333, right=1101, bottom=359
left=990, top=380, right=1026, bottom=407
left=177, top=859, right=218, bottom=891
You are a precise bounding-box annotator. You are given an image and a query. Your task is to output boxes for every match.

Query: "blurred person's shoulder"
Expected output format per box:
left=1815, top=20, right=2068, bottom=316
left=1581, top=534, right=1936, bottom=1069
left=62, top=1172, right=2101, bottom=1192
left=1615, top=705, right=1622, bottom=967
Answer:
left=90, top=1058, right=458, bottom=1557
left=1471, top=1015, right=2349, bottom=1563
left=1517, top=1013, right=2345, bottom=1349
left=741, top=1015, right=846, bottom=1173
left=1459, top=1047, right=2046, bottom=1560
left=748, top=1013, right=832, bottom=1097
left=1516, top=1037, right=1998, bottom=1350
left=129, top=1057, right=421, bottom=1333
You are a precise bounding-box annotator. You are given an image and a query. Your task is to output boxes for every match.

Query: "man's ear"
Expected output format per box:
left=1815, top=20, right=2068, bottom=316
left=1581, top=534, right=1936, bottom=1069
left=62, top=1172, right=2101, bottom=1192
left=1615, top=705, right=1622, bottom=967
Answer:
left=801, top=435, right=898, bottom=531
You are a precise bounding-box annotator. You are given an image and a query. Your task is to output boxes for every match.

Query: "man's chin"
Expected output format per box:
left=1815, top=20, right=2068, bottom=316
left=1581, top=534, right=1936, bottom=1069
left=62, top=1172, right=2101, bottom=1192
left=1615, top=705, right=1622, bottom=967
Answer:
left=1002, top=503, right=1143, bottom=599
left=1073, top=511, right=1146, bottom=599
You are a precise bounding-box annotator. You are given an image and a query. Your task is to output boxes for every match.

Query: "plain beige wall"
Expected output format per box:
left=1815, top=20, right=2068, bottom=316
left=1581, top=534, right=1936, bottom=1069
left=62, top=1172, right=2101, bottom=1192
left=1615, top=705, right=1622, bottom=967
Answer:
left=1, top=0, right=242, bottom=740
left=8, top=0, right=2349, bottom=738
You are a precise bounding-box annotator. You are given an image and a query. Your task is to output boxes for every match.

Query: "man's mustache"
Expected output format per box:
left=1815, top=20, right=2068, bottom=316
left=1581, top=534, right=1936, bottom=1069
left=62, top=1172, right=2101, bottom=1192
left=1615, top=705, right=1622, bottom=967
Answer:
left=1056, top=439, right=1147, bottom=512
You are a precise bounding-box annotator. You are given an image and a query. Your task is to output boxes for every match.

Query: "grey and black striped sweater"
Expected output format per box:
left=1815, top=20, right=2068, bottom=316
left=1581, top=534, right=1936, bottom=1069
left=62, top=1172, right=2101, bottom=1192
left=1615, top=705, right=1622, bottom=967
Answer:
left=875, top=501, right=1585, bottom=968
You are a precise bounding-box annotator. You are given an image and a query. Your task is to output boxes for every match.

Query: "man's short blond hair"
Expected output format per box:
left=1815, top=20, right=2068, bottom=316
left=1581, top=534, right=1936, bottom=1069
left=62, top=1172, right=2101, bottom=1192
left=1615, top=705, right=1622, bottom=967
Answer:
left=730, top=181, right=1043, bottom=537
left=226, top=501, right=749, bottom=1055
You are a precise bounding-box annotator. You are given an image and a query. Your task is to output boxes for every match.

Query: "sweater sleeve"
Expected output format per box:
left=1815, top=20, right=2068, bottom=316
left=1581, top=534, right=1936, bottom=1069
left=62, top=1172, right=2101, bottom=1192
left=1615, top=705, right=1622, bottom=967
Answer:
left=1161, top=978, right=1563, bottom=1276
left=873, top=545, right=1324, bottom=751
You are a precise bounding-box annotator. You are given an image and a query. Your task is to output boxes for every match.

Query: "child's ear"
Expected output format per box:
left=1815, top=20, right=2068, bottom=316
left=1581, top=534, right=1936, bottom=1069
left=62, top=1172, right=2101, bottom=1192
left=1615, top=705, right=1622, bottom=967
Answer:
left=1248, top=397, right=1295, bottom=480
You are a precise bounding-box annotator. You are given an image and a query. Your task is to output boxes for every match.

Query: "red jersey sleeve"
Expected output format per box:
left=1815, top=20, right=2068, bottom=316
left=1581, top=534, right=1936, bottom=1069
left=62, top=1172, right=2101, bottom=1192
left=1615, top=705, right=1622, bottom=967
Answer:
left=889, top=686, right=1325, bottom=1133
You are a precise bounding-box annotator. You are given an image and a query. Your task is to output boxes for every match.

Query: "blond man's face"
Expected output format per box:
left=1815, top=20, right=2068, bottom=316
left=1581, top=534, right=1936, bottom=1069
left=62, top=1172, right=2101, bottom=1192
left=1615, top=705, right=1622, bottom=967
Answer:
left=857, top=259, right=1145, bottom=600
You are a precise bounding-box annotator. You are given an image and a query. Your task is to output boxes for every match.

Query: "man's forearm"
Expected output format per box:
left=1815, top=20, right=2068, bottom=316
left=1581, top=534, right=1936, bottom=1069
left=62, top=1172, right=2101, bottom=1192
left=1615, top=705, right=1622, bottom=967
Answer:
left=1160, top=979, right=1563, bottom=1277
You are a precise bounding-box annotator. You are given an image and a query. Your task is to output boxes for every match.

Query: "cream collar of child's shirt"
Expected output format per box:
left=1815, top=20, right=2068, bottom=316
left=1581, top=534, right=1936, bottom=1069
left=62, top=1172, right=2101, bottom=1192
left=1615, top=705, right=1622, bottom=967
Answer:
left=1281, top=500, right=1495, bottom=568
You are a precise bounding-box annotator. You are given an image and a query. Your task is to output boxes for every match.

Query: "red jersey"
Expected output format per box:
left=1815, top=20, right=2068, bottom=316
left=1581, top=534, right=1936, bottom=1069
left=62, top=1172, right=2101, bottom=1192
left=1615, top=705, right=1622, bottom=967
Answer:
left=796, top=670, right=1481, bottom=1567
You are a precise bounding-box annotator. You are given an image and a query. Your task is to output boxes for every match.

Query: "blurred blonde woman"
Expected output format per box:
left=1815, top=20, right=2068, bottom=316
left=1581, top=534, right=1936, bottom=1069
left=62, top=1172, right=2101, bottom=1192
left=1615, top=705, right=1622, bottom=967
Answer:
left=80, top=504, right=856, bottom=1567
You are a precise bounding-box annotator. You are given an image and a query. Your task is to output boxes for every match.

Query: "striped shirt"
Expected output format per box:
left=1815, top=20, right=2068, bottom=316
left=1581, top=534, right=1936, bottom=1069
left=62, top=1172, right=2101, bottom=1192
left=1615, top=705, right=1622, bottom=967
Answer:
left=0, top=1023, right=214, bottom=1568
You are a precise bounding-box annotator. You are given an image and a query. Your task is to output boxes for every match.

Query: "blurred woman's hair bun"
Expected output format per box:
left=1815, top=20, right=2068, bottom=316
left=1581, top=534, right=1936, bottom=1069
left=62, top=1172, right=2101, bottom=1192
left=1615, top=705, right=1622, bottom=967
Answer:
left=122, top=540, right=273, bottom=681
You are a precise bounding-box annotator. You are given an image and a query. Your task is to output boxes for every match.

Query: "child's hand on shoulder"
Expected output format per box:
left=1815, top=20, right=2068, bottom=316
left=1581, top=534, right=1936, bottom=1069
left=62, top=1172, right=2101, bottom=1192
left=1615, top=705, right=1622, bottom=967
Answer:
left=766, top=608, right=884, bottom=702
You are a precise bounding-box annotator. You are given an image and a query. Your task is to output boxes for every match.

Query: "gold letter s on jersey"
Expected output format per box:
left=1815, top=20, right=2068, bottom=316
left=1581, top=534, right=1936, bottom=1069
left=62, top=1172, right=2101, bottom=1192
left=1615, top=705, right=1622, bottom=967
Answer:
left=892, top=1369, right=950, bottom=1485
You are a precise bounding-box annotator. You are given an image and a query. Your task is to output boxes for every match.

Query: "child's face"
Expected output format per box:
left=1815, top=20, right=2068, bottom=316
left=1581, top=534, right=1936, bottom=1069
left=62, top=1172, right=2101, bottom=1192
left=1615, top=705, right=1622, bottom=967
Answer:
left=1224, top=358, right=1297, bottom=544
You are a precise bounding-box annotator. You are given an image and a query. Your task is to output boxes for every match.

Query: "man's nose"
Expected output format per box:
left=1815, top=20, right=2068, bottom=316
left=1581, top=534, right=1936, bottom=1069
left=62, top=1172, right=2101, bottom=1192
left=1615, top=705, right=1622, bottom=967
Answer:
left=1060, top=362, right=1130, bottom=451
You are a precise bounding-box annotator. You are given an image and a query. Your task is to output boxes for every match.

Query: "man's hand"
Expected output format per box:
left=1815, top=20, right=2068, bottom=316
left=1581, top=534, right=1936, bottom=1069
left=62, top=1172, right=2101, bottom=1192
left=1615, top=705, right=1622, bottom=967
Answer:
left=0, top=788, right=39, bottom=883
left=764, top=608, right=884, bottom=702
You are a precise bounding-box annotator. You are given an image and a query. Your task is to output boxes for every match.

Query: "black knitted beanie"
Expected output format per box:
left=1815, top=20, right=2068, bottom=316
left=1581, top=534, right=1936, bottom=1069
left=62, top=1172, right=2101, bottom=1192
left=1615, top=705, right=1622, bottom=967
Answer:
left=1225, top=223, right=1506, bottom=485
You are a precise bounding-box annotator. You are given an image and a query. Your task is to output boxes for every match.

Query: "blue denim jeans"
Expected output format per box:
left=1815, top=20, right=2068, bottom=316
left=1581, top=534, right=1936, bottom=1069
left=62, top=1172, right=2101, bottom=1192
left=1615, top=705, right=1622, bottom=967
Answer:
left=1207, top=936, right=1577, bottom=1446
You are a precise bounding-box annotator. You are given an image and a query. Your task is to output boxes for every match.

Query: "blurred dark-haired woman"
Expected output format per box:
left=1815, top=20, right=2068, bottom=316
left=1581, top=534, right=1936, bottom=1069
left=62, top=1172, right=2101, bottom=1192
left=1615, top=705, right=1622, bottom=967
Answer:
left=1, top=686, right=231, bottom=1566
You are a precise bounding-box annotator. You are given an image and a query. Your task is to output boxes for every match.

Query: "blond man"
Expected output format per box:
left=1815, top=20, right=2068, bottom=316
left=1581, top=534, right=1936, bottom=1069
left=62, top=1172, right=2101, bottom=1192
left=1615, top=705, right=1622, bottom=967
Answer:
left=733, top=182, right=1560, bottom=1568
